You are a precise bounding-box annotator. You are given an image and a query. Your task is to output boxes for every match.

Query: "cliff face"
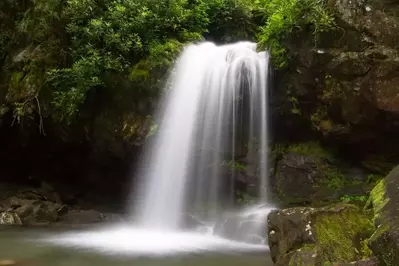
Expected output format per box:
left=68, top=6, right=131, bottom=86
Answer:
left=274, top=0, right=399, bottom=161
left=268, top=1, right=399, bottom=264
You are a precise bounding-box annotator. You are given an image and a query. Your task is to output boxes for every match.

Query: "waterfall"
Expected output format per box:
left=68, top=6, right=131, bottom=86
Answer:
left=43, top=41, right=273, bottom=255
left=134, top=41, right=270, bottom=231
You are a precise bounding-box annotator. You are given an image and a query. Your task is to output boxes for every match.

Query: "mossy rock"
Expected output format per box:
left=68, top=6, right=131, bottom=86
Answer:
left=334, top=257, right=379, bottom=266
left=368, top=165, right=399, bottom=265
left=314, top=205, right=374, bottom=264
left=273, top=142, right=371, bottom=207
left=268, top=203, right=375, bottom=266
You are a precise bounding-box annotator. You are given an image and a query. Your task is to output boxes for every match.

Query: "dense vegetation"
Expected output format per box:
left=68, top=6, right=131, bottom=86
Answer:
left=0, top=0, right=332, bottom=146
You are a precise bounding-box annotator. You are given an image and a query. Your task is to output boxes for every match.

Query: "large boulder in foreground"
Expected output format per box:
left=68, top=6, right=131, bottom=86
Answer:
left=268, top=204, right=374, bottom=265
left=367, top=165, right=399, bottom=265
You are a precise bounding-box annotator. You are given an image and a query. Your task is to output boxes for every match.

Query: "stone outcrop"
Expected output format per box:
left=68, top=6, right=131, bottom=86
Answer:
left=272, top=142, right=373, bottom=207
left=277, top=0, right=399, bottom=159
left=268, top=204, right=374, bottom=265
left=367, top=165, right=399, bottom=265
left=0, top=182, right=124, bottom=226
left=335, top=257, right=379, bottom=266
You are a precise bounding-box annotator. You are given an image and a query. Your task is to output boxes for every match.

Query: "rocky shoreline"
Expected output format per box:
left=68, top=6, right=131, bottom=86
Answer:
left=0, top=181, right=124, bottom=227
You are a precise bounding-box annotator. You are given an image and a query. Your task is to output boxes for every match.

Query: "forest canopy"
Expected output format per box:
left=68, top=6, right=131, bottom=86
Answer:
left=0, top=0, right=332, bottom=143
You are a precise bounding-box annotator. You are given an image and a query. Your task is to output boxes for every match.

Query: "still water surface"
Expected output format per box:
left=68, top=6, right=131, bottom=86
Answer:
left=0, top=226, right=273, bottom=266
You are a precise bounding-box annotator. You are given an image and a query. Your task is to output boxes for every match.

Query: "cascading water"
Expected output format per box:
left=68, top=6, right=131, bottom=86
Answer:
left=134, top=41, right=271, bottom=235
left=43, top=41, right=274, bottom=255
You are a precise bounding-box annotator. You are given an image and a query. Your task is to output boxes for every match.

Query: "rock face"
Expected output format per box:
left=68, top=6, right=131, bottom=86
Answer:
left=0, top=182, right=124, bottom=226
left=277, top=0, right=399, bottom=158
left=275, top=150, right=338, bottom=206
left=368, top=165, right=399, bottom=265
left=336, top=257, right=379, bottom=266
left=273, top=142, right=373, bottom=206
left=268, top=204, right=374, bottom=265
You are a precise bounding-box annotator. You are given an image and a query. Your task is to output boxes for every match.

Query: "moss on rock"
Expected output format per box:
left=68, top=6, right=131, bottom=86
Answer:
left=314, top=205, right=374, bottom=264
left=286, top=142, right=333, bottom=160
left=273, top=142, right=368, bottom=206
left=269, top=203, right=375, bottom=266
left=367, top=165, right=399, bottom=265
left=365, top=180, right=389, bottom=224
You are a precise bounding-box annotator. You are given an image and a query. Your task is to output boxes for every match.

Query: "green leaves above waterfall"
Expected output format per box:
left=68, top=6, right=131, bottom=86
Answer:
left=0, top=0, right=333, bottom=134
left=256, top=0, right=334, bottom=67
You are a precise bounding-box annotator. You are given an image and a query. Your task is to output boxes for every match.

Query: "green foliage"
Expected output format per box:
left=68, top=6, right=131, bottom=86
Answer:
left=366, top=174, right=384, bottom=184
left=270, top=144, right=287, bottom=162
left=341, top=195, right=368, bottom=203
left=256, top=0, right=334, bottom=67
left=324, top=167, right=346, bottom=189
left=1, top=0, right=336, bottom=141
left=18, top=0, right=63, bottom=42
left=204, top=0, right=259, bottom=41
left=46, top=0, right=214, bottom=123
left=223, top=160, right=247, bottom=171
left=236, top=191, right=255, bottom=205
left=287, top=141, right=332, bottom=160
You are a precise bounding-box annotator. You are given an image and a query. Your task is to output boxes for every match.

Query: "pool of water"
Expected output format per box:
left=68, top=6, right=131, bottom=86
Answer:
left=0, top=226, right=273, bottom=266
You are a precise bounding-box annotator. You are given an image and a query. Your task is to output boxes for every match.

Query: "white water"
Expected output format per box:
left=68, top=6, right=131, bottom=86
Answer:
left=43, top=226, right=268, bottom=256
left=43, top=41, right=272, bottom=256
left=134, top=41, right=270, bottom=230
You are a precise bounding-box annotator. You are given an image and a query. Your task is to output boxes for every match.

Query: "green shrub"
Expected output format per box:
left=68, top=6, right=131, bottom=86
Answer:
left=256, top=0, right=334, bottom=67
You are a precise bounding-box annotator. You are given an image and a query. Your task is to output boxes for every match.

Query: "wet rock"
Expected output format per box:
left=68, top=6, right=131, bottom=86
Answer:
left=0, top=212, right=21, bottom=225
left=276, top=0, right=399, bottom=157
left=274, top=151, right=330, bottom=205
left=268, top=204, right=374, bottom=265
left=6, top=197, right=62, bottom=224
left=273, top=144, right=372, bottom=206
left=276, top=244, right=318, bottom=266
left=368, top=165, right=399, bottom=265
left=335, top=257, right=379, bottom=266
left=214, top=208, right=269, bottom=244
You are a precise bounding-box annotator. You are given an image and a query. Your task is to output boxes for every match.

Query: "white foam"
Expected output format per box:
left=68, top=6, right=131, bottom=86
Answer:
left=42, top=226, right=268, bottom=256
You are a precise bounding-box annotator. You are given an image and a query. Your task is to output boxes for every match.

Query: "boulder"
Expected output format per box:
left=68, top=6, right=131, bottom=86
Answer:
left=0, top=212, right=21, bottom=225
left=273, top=143, right=372, bottom=206
left=274, top=151, right=333, bottom=205
left=268, top=204, right=374, bottom=265
left=335, top=257, right=379, bottom=266
left=368, top=165, right=399, bottom=265
left=6, top=197, right=62, bottom=224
